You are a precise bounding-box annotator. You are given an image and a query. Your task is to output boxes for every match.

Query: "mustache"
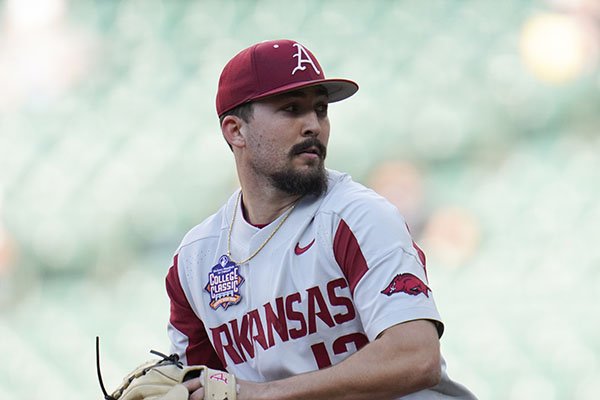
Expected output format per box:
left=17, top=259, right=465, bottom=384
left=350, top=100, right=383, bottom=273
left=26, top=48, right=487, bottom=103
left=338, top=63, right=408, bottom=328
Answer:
left=290, top=138, right=327, bottom=159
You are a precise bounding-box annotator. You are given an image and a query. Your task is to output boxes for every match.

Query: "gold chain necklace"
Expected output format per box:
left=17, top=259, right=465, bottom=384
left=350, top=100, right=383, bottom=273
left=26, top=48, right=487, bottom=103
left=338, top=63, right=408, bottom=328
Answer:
left=227, top=191, right=297, bottom=265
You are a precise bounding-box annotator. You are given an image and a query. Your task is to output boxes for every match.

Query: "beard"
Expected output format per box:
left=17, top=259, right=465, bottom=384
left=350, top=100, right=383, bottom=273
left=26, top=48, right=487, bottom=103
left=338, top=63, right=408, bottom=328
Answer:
left=267, top=138, right=329, bottom=197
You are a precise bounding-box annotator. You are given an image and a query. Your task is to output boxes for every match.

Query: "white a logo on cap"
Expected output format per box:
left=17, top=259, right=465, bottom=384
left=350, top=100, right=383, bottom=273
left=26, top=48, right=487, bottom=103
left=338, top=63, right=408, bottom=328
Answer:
left=291, top=43, right=321, bottom=75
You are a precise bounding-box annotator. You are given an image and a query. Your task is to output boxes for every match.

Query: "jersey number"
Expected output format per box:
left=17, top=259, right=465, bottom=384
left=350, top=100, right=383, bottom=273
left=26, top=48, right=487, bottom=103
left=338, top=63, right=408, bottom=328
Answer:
left=310, top=332, right=369, bottom=369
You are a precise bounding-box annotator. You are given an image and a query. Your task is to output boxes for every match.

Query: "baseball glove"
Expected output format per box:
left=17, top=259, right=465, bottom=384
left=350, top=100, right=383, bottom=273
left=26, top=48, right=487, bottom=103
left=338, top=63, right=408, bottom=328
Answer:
left=96, top=337, right=237, bottom=400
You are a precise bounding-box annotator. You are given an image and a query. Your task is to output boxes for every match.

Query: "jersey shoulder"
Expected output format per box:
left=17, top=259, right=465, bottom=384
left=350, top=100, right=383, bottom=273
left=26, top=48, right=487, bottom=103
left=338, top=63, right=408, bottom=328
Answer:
left=323, top=169, right=405, bottom=224
left=176, top=192, right=236, bottom=253
left=320, top=169, right=415, bottom=253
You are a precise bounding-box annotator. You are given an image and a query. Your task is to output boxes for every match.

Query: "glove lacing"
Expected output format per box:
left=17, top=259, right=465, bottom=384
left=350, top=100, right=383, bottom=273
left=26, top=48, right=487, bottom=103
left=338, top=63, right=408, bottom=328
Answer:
left=96, top=336, right=184, bottom=400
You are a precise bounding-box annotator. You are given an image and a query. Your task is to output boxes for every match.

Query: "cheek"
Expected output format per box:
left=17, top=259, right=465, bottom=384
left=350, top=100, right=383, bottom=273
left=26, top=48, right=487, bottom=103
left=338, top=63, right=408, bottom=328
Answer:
left=249, top=132, right=286, bottom=163
left=256, top=140, right=278, bottom=158
left=321, top=119, right=331, bottom=143
left=259, top=125, right=296, bottom=155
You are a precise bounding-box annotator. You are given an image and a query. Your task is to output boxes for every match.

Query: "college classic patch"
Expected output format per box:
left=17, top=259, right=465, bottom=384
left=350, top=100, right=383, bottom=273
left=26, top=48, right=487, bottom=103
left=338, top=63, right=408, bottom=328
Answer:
left=205, top=255, right=245, bottom=310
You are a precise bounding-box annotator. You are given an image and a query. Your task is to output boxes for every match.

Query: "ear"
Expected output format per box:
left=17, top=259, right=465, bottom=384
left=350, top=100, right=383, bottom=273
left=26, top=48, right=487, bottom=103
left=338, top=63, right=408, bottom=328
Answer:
left=221, top=115, right=246, bottom=149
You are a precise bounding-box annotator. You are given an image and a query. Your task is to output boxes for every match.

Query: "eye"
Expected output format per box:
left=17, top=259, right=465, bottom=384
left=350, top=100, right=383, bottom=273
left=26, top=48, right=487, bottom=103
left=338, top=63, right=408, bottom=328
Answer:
left=282, top=103, right=300, bottom=113
left=315, top=102, right=328, bottom=117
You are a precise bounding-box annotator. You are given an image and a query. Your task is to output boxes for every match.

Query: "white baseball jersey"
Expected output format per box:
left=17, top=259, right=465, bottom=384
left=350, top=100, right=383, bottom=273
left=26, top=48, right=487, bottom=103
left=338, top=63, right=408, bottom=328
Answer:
left=166, top=169, right=476, bottom=399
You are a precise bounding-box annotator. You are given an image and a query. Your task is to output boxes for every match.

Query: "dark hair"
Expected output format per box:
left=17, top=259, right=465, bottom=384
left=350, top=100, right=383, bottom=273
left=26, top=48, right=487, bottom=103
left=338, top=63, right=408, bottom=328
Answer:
left=219, top=102, right=254, bottom=125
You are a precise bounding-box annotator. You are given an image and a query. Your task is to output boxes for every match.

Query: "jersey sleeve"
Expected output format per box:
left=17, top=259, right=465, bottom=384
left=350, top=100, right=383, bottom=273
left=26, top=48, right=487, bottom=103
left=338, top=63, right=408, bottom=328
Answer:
left=330, top=188, right=444, bottom=341
left=165, top=254, right=225, bottom=369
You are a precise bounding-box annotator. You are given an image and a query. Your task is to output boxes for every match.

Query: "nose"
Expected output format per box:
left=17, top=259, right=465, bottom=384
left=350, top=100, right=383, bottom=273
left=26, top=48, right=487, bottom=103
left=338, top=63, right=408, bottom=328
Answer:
left=301, top=110, right=323, bottom=137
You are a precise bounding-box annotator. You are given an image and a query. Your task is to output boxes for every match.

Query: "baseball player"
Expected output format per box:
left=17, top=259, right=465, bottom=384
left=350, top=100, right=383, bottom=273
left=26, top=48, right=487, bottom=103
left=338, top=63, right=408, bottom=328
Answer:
left=165, top=39, right=477, bottom=399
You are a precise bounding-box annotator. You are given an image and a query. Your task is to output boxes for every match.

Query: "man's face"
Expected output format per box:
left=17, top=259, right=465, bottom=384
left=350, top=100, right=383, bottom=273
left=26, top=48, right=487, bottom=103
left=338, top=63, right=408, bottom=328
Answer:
left=241, top=86, right=331, bottom=197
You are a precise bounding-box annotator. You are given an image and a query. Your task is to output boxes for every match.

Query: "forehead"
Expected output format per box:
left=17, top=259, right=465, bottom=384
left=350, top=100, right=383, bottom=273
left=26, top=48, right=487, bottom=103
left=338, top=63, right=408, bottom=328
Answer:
left=260, top=86, right=329, bottom=104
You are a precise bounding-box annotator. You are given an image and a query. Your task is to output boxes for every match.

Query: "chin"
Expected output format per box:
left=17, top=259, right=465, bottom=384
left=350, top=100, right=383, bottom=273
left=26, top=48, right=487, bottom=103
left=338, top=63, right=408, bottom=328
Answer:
left=270, top=164, right=328, bottom=197
left=296, top=156, right=324, bottom=170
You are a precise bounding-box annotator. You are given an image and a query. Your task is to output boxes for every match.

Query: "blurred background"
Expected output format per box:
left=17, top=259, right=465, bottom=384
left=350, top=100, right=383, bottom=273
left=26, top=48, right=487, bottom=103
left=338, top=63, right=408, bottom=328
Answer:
left=1, top=0, right=599, bottom=398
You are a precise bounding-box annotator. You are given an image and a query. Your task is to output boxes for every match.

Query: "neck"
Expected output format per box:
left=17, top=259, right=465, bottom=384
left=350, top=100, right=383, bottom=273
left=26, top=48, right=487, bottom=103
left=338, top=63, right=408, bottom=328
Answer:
left=235, top=163, right=301, bottom=225
left=234, top=150, right=313, bottom=224
left=239, top=185, right=301, bottom=226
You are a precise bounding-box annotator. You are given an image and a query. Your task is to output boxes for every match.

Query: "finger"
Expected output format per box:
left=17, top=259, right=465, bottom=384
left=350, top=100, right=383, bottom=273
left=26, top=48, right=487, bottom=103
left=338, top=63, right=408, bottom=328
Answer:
left=162, top=384, right=189, bottom=400
left=182, top=377, right=203, bottom=392
left=189, top=387, right=205, bottom=400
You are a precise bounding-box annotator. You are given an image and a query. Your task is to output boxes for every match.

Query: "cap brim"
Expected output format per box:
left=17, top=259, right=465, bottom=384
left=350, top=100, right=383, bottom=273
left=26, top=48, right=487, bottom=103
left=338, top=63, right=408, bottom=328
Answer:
left=253, top=78, right=359, bottom=104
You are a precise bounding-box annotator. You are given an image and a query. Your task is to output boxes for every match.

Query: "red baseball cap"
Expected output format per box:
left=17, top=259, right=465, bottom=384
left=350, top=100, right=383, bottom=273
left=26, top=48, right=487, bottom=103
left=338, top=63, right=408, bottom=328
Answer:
left=216, top=39, right=358, bottom=117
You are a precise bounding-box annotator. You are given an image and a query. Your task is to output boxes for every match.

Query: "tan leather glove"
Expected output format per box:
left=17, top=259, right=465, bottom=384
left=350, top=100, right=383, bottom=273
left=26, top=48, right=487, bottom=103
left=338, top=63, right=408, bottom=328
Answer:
left=97, top=339, right=236, bottom=400
left=114, top=361, right=236, bottom=400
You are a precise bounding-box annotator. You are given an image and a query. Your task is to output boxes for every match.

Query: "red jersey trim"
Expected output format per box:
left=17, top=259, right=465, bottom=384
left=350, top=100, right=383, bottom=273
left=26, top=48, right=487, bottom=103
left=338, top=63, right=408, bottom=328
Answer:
left=333, top=219, right=369, bottom=296
left=166, top=254, right=225, bottom=369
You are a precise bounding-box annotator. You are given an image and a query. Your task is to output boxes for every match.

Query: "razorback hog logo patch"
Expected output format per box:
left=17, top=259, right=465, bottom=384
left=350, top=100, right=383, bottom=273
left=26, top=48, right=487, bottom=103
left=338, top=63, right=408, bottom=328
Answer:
left=381, top=273, right=430, bottom=298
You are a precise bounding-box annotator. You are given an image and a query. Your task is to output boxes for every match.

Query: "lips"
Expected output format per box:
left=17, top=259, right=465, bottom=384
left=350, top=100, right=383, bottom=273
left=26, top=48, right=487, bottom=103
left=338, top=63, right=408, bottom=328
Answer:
left=296, top=146, right=321, bottom=157
left=292, top=139, right=326, bottom=159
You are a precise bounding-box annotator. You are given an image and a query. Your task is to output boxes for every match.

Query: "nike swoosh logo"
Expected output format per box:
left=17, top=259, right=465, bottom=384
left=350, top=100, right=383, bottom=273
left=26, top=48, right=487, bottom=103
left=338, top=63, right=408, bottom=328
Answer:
left=294, top=239, right=315, bottom=255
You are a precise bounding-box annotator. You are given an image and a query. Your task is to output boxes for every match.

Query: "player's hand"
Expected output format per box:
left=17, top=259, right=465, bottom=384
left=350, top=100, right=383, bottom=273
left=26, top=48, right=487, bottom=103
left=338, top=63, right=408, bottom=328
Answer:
left=185, top=378, right=266, bottom=400
left=183, top=377, right=204, bottom=400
